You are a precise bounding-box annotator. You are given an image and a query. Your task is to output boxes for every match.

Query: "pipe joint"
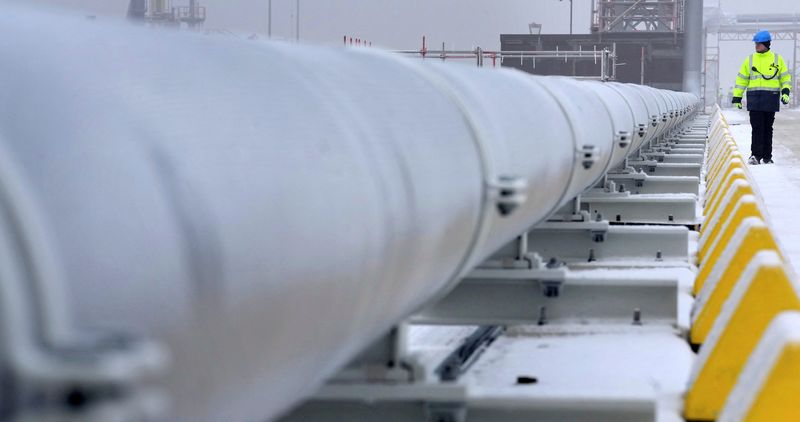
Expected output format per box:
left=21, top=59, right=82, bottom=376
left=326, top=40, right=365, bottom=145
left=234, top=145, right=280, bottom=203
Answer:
left=616, top=131, right=631, bottom=149
left=578, top=145, right=599, bottom=170
left=489, top=175, right=528, bottom=217
left=637, top=124, right=647, bottom=138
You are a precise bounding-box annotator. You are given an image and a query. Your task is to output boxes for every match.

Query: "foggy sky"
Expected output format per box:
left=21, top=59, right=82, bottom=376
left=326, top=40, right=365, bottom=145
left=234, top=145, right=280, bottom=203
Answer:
left=18, top=0, right=800, bottom=95
left=19, top=0, right=594, bottom=49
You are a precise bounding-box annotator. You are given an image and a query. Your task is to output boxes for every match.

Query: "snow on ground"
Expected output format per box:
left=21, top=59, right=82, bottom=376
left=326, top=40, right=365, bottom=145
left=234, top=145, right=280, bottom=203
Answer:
left=467, top=325, right=693, bottom=422
left=409, top=264, right=697, bottom=421
left=723, top=108, right=800, bottom=272
left=409, top=322, right=693, bottom=422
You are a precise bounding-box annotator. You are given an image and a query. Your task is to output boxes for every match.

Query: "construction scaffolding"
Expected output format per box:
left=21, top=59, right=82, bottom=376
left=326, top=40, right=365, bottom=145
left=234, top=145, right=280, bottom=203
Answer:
left=591, top=0, right=685, bottom=34
left=127, top=0, right=206, bottom=28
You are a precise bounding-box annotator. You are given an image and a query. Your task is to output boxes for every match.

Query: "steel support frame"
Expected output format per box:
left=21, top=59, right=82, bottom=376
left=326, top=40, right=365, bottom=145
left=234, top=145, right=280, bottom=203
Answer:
left=281, top=116, right=707, bottom=422
left=413, top=270, right=678, bottom=326
left=605, top=172, right=700, bottom=194
left=580, top=125, right=705, bottom=225
left=284, top=396, right=656, bottom=422
left=485, top=224, right=689, bottom=265
left=581, top=192, right=698, bottom=225
left=281, top=212, right=688, bottom=422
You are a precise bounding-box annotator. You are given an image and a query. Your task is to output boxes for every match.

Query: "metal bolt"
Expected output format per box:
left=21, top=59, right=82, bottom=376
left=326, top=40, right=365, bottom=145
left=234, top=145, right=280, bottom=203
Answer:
left=497, top=202, right=516, bottom=216
left=494, top=175, right=526, bottom=217
left=546, top=257, right=562, bottom=269
left=537, top=306, right=548, bottom=326
left=64, top=388, right=89, bottom=409
left=632, top=308, right=642, bottom=325
left=543, top=284, right=560, bottom=298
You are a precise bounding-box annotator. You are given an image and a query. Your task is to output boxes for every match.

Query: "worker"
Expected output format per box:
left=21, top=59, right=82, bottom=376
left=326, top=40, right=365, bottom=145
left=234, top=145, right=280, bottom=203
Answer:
left=732, top=30, right=792, bottom=165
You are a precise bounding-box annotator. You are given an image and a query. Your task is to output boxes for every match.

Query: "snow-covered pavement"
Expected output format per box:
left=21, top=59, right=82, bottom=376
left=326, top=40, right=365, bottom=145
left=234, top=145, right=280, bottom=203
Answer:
left=723, top=109, right=800, bottom=272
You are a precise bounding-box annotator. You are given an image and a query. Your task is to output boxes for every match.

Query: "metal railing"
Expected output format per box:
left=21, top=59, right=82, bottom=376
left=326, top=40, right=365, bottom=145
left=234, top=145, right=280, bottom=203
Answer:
left=393, top=46, right=618, bottom=81
left=174, top=5, right=206, bottom=22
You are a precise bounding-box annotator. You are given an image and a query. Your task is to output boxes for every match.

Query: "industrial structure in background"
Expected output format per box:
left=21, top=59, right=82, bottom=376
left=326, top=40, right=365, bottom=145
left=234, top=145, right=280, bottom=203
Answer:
left=501, top=0, right=695, bottom=92
left=591, top=0, right=685, bottom=33
left=496, top=0, right=798, bottom=108
left=395, top=36, right=619, bottom=80
left=127, top=0, right=206, bottom=28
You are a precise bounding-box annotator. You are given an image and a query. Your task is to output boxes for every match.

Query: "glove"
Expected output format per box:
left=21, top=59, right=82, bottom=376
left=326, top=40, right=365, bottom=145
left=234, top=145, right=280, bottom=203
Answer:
left=732, top=96, right=743, bottom=109
left=782, top=94, right=791, bottom=105
left=735, top=103, right=743, bottom=109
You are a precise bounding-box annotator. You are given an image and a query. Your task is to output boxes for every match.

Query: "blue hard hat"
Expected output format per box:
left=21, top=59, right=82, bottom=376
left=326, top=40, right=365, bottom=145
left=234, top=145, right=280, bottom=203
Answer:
left=753, top=30, right=772, bottom=43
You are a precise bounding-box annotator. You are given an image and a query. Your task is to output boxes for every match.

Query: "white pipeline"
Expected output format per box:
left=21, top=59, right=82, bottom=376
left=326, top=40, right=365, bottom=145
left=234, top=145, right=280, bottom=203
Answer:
left=0, top=8, right=700, bottom=422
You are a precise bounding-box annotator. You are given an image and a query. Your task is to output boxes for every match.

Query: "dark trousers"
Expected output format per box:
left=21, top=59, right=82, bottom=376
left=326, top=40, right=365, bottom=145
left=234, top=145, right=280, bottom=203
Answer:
left=750, top=110, right=776, bottom=160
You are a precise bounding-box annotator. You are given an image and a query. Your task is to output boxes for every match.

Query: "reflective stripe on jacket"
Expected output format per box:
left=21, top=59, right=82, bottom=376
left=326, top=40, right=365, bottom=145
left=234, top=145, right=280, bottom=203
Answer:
left=734, top=50, right=792, bottom=112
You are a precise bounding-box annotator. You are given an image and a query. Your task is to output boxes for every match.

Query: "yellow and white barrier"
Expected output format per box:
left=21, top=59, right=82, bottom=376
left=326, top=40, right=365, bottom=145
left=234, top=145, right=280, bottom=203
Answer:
left=718, top=311, right=800, bottom=422
left=691, top=217, right=780, bottom=344
left=685, top=106, right=799, bottom=421
left=685, top=251, right=800, bottom=419
left=695, top=195, right=764, bottom=291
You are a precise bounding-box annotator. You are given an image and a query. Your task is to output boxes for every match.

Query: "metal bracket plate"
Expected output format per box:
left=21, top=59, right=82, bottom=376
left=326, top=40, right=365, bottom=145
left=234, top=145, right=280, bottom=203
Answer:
left=581, top=192, right=699, bottom=225
left=627, top=161, right=702, bottom=178
left=606, top=173, right=700, bottom=195
left=488, top=225, right=689, bottom=265
left=643, top=152, right=703, bottom=164
left=282, top=395, right=656, bottom=422
left=531, top=225, right=688, bottom=263
left=411, top=271, right=678, bottom=326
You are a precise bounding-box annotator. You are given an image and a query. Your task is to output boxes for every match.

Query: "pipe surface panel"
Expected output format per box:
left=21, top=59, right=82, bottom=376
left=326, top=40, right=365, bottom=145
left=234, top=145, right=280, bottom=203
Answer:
left=0, top=10, right=488, bottom=422
left=533, top=77, right=615, bottom=196
left=607, top=82, right=652, bottom=153
left=419, top=64, right=576, bottom=258
left=583, top=81, right=637, bottom=166
left=649, top=86, right=672, bottom=130
left=631, top=85, right=668, bottom=144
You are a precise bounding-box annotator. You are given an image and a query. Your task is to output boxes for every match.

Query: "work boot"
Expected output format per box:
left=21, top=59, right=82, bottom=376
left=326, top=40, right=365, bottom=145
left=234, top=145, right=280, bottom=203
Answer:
left=762, top=158, right=774, bottom=164
left=748, top=156, right=760, bottom=165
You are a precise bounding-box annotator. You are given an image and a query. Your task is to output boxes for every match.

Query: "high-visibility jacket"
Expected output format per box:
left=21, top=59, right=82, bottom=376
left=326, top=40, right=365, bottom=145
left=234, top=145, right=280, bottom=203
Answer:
left=733, top=50, right=792, bottom=112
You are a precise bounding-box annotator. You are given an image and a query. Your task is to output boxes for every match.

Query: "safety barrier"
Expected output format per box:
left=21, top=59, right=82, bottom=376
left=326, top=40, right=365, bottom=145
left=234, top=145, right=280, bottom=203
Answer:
left=718, top=311, right=800, bottom=421
left=684, top=106, right=800, bottom=421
